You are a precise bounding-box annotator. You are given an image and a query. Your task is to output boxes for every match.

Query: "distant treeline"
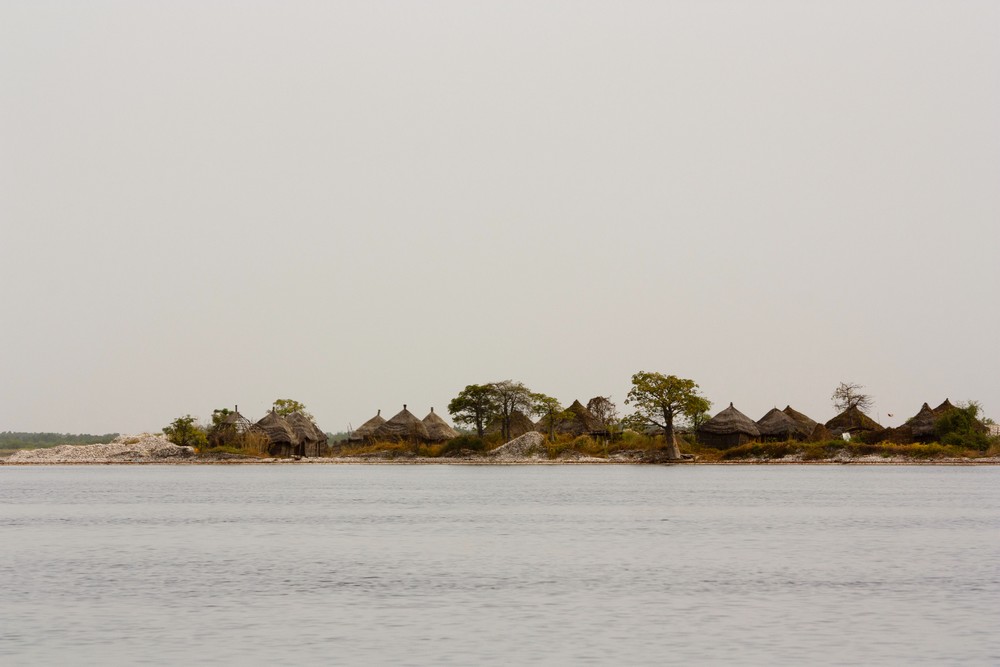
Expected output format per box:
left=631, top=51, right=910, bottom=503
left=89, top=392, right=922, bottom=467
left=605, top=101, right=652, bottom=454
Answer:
left=0, top=432, right=119, bottom=449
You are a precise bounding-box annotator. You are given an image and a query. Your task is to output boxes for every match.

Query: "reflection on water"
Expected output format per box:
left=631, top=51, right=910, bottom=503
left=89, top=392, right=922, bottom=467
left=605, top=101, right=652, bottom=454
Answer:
left=1, top=466, right=998, bottom=665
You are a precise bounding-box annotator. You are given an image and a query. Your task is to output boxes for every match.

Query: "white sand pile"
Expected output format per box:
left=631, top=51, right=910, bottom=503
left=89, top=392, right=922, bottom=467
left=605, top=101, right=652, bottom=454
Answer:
left=487, top=431, right=547, bottom=461
left=7, top=433, right=196, bottom=463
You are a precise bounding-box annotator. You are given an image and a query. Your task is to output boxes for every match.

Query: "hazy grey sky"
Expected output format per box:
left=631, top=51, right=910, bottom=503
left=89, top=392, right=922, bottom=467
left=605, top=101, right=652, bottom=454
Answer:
left=2, top=1, right=998, bottom=434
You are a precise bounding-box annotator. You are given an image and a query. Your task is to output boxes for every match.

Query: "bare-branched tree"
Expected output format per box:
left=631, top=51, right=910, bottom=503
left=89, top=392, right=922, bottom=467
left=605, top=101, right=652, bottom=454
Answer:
left=831, top=382, right=874, bottom=413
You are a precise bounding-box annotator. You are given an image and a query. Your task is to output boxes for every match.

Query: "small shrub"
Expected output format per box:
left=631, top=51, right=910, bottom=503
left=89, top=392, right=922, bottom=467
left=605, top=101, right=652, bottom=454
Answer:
left=721, top=441, right=799, bottom=460
left=439, top=435, right=487, bottom=456
left=163, top=415, right=208, bottom=451
left=199, top=445, right=257, bottom=457
left=545, top=440, right=572, bottom=459
left=801, top=445, right=828, bottom=461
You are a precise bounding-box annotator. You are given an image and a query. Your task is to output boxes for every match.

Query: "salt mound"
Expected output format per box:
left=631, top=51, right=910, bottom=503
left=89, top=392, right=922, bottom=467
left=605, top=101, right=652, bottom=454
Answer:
left=7, top=433, right=196, bottom=463
left=488, top=431, right=546, bottom=460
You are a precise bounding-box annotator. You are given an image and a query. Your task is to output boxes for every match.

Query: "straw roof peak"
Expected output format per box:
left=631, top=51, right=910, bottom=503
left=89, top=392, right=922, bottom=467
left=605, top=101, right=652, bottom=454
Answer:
left=906, top=402, right=939, bottom=438
left=286, top=411, right=328, bottom=450
left=757, top=407, right=811, bottom=438
left=535, top=399, right=603, bottom=435
left=699, top=403, right=760, bottom=436
left=374, top=405, right=431, bottom=442
left=934, top=399, right=957, bottom=414
left=256, top=410, right=297, bottom=447
left=352, top=409, right=386, bottom=440
left=825, top=405, right=883, bottom=433
left=423, top=409, right=459, bottom=441
left=782, top=405, right=818, bottom=430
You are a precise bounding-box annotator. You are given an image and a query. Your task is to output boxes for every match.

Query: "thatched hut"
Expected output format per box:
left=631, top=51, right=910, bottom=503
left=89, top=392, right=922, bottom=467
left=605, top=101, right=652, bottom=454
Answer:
left=824, top=406, right=883, bottom=438
left=535, top=399, right=604, bottom=437
left=208, top=406, right=257, bottom=448
left=256, top=410, right=298, bottom=457
left=373, top=405, right=431, bottom=442
left=757, top=407, right=811, bottom=441
left=904, top=403, right=939, bottom=443
left=782, top=406, right=818, bottom=432
left=809, top=423, right=833, bottom=442
left=697, top=403, right=761, bottom=449
left=350, top=410, right=386, bottom=442
left=486, top=410, right=537, bottom=439
left=883, top=399, right=979, bottom=444
left=782, top=405, right=831, bottom=442
left=286, top=411, right=328, bottom=457
left=423, top=408, right=459, bottom=442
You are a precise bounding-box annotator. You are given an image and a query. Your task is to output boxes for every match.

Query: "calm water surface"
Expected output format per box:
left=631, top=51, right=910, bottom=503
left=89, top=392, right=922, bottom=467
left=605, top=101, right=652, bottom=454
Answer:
left=1, top=465, right=998, bottom=665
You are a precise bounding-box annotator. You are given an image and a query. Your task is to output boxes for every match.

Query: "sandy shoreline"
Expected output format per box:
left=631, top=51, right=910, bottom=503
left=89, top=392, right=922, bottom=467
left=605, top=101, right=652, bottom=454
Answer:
left=4, top=434, right=997, bottom=466
left=3, top=457, right=999, bottom=466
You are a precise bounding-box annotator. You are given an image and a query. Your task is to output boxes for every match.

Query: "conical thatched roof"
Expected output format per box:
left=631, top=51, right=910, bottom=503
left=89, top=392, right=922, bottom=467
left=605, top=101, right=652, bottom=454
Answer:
left=757, top=407, right=811, bottom=439
left=825, top=405, right=883, bottom=433
left=931, top=398, right=987, bottom=433
left=286, top=411, right=328, bottom=446
left=566, top=399, right=604, bottom=433
left=905, top=403, right=939, bottom=439
left=352, top=410, right=386, bottom=441
left=256, top=410, right=298, bottom=446
left=373, top=405, right=431, bottom=442
left=535, top=399, right=604, bottom=436
left=809, top=423, right=833, bottom=442
left=423, top=408, right=459, bottom=441
left=486, top=410, right=536, bottom=439
left=699, top=403, right=761, bottom=436
left=782, top=405, right=818, bottom=431
left=933, top=399, right=957, bottom=415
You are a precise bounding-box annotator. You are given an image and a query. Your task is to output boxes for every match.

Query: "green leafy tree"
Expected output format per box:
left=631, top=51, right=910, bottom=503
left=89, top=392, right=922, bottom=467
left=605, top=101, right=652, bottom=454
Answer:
left=936, top=401, right=990, bottom=452
left=448, top=384, right=497, bottom=437
left=624, top=371, right=711, bottom=459
left=210, top=408, right=233, bottom=428
left=685, top=409, right=713, bottom=431
left=489, top=380, right=536, bottom=442
left=272, top=398, right=312, bottom=421
left=587, top=396, right=619, bottom=433
left=163, top=415, right=208, bottom=450
left=531, top=393, right=563, bottom=441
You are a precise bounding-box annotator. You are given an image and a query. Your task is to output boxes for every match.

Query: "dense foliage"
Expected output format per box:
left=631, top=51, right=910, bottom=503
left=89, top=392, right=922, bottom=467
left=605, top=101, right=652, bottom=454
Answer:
left=162, top=415, right=208, bottom=450
left=624, top=372, right=711, bottom=457
left=936, top=402, right=992, bottom=452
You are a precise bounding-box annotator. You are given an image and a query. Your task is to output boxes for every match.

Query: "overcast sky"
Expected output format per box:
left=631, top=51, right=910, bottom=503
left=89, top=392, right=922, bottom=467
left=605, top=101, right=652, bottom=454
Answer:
left=2, top=1, right=998, bottom=434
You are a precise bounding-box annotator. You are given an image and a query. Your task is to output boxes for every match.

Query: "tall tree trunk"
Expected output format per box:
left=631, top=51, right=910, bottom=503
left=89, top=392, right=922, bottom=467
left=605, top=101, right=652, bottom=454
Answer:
left=663, top=409, right=681, bottom=460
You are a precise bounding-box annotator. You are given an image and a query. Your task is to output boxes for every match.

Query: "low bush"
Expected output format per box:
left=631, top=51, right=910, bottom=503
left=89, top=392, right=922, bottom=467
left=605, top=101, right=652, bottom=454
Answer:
left=438, top=435, right=488, bottom=456
left=199, top=445, right=261, bottom=458
left=721, top=441, right=800, bottom=460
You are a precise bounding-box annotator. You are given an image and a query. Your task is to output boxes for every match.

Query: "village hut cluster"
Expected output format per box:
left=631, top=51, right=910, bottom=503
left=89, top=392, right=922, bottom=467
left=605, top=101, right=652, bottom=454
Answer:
left=214, top=406, right=329, bottom=457
left=351, top=399, right=610, bottom=445
left=348, top=406, right=459, bottom=444
left=228, top=395, right=986, bottom=459
left=693, top=398, right=981, bottom=449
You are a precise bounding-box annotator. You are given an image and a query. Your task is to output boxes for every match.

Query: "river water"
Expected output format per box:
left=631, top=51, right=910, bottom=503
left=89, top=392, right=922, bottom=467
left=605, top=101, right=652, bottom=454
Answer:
left=1, top=465, right=997, bottom=665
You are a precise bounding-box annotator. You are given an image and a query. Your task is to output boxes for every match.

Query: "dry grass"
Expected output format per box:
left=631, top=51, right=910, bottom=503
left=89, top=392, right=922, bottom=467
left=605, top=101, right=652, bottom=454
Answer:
left=716, top=439, right=984, bottom=461
left=325, top=431, right=999, bottom=462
